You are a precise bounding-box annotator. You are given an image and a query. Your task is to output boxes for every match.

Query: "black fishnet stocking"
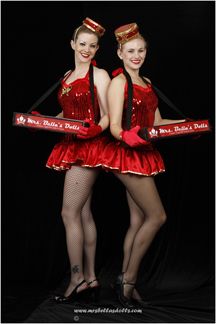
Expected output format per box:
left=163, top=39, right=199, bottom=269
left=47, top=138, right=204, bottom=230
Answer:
left=81, top=192, right=98, bottom=286
left=61, top=166, right=99, bottom=296
left=123, top=190, right=145, bottom=272
left=123, top=190, right=145, bottom=300
left=115, top=173, right=166, bottom=286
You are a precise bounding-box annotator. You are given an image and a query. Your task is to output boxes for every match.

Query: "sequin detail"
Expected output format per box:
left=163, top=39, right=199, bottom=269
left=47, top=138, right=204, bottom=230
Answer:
left=97, top=78, right=165, bottom=176
left=122, top=82, right=158, bottom=129
left=46, top=68, right=103, bottom=172
left=58, top=71, right=100, bottom=122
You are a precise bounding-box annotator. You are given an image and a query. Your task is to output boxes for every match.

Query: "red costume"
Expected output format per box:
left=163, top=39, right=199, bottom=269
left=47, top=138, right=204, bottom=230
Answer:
left=100, top=68, right=165, bottom=176
left=46, top=68, right=108, bottom=171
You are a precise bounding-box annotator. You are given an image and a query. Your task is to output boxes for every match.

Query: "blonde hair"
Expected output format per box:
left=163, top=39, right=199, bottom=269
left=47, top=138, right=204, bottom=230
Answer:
left=118, top=34, right=148, bottom=50
left=72, top=25, right=101, bottom=43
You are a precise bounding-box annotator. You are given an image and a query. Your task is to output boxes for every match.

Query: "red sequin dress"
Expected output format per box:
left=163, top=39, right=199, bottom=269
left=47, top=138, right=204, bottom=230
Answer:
left=100, top=69, right=165, bottom=176
left=46, top=69, right=108, bottom=171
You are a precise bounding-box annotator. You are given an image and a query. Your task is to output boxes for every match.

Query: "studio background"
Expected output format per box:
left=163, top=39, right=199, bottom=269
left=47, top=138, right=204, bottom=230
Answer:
left=2, top=1, right=215, bottom=322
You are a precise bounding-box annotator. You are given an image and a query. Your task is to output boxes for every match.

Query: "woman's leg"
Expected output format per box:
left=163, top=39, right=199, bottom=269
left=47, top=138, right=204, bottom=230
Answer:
left=123, top=191, right=145, bottom=300
left=122, top=191, right=145, bottom=273
left=61, top=166, right=99, bottom=296
left=81, top=192, right=99, bottom=288
left=115, top=173, right=167, bottom=298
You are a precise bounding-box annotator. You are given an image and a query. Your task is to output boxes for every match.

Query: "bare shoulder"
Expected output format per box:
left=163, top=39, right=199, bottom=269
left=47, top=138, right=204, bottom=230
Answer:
left=108, top=74, right=126, bottom=95
left=111, top=73, right=126, bottom=87
left=143, top=76, right=151, bottom=84
left=94, top=66, right=110, bottom=80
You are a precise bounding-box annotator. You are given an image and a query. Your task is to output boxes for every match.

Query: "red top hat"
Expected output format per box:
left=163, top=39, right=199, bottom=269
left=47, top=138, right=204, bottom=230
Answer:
left=82, top=17, right=105, bottom=37
left=115, top=23, right=140, bottom=44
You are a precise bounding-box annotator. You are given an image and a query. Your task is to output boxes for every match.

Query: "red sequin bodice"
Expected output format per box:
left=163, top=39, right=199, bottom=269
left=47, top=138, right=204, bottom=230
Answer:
left=57, top=70, right=100, bottom=123
left=122, top=82, right=158, bottom=129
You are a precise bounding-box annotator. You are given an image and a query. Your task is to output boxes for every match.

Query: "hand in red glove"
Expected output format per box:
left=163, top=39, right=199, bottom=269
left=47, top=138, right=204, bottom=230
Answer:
left=28, top=110, right=41, bottom=132
left=31, top=110, right=41, bottom=115
left=121, top=125, right=149, bottom=147
left=77, top=119, right=102, bottom=139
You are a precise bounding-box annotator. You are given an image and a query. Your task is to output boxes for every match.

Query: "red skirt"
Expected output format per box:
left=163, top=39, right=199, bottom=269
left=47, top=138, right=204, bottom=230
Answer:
left=46, top=134, right=110, bottom=171
left=99, top=136, right=165, bottom=176
left=46, top=133, right=165, bottom=176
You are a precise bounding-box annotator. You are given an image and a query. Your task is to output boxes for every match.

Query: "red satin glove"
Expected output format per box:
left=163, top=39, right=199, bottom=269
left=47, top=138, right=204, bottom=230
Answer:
left=77, top=119, right=102, bottom=139
left=120, top=125, right=149, bottom=147
left=27, top=110, right=42, bottom=132
left=31, top=110, right=41, bottom=115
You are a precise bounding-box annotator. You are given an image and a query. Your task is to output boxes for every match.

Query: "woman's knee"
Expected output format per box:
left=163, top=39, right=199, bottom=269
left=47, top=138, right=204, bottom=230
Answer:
left=81, top=209, right=93, bottom=222
left=130, top=213, right=145, bottom=230
left=149, top=209, right=167, bottom=229
left=61, top=206, right=80, bottom=226
left=158, top=210, right=167, bottom=226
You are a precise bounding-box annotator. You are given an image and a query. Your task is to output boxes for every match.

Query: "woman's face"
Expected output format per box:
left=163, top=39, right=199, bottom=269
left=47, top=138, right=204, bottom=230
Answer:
left=118, top=37, right=147, bottom=70
left=71, top=32, right=99, bottom=63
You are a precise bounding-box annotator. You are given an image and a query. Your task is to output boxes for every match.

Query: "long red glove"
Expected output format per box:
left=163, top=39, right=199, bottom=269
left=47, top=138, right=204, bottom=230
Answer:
left=120, top=125, right=149, bottom=147
left=31, top=110, right=41, bottom=115
left=27, top=110, right=42, bottom=132
left=77, top=119, right=102, bottom=139
left=28, top=110, right=41, bottom=133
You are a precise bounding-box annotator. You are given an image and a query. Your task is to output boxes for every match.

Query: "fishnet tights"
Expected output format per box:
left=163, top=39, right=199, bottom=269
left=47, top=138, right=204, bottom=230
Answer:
left=61, top=166, right=99, bottom=296
left=115, top=173, right=167, bottom=298
left=123, top=190, right=145, bottom=272
left=81, top=192, right=98, bottom=284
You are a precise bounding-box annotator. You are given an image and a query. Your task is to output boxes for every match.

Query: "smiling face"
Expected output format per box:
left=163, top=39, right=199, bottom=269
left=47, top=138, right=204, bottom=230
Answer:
left=118, top=37, right=147, bottom=71
left=71, top=32, right=99, bottom=63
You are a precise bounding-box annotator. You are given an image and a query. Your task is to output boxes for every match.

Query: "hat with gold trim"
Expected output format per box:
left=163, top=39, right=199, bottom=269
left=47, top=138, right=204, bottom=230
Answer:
left=82, top=17, right=105, bottom=37
left=115, top=23, right=139, bottom=44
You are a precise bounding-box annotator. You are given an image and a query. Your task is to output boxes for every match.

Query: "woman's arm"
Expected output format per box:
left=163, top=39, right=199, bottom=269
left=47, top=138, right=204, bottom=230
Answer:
left=56, top=111, right=63, bottom=118
left=94, top=68, right=111, bottom=131
left=154, top=108, right=185, bottom=126
left=108, top=76, right=125, bottom=140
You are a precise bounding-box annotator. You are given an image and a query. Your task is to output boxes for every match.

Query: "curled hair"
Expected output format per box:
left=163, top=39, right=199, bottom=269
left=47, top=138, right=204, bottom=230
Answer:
left=72, top=25, right=101, bottom=43
left=118, top=34, right=148, bottom=50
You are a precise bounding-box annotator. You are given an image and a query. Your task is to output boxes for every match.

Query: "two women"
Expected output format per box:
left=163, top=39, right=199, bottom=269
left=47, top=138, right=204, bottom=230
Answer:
left=46, top=19, right=185, bottom=307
